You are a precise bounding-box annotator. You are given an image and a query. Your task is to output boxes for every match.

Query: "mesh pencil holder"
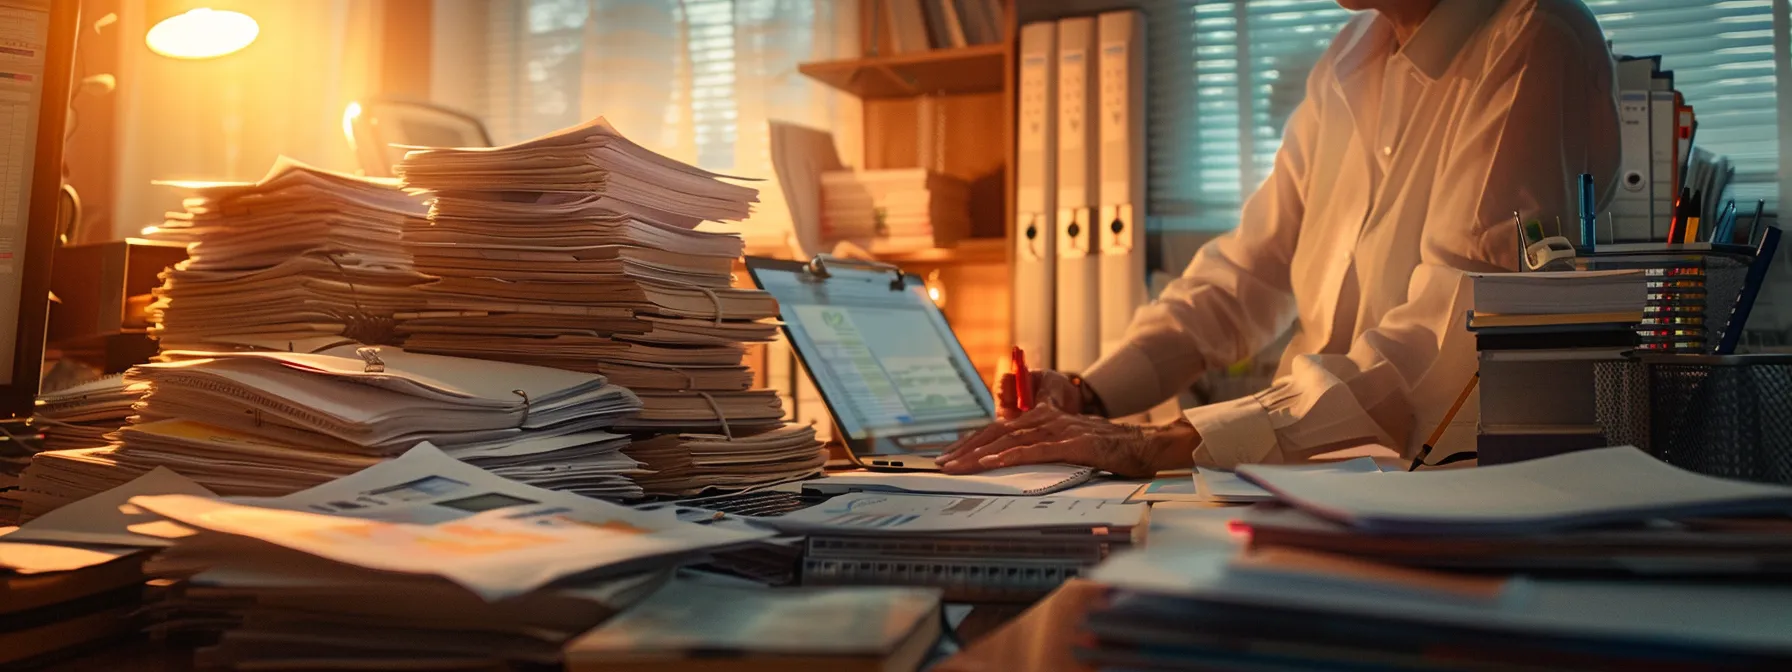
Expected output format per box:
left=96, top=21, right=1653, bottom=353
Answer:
left=1594, top=355, right=1792, bottom=484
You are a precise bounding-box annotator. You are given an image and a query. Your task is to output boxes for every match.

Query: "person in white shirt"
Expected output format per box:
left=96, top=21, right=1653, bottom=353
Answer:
left=937, top=0, right=1621, bottom=476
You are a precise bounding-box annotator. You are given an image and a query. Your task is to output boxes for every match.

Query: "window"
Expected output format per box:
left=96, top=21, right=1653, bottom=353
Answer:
left=436, top=0, right=857, bottom=247
left=1154, top=0, right=1782, bottom=232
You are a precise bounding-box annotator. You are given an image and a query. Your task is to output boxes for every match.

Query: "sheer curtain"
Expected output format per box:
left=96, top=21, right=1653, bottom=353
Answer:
left=433, top=0, right=861, bottom=252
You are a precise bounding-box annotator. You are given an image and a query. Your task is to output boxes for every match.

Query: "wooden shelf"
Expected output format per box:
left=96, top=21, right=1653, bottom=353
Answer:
left=871, top=238, right=1007, bottom=266
left=799, top=44, right=1006, bottom=99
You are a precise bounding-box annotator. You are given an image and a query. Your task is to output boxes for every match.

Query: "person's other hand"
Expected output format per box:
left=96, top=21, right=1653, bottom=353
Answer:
left=998, top=369, right=1079, bottom=420
left=935, top=404, right=1198, bottom=478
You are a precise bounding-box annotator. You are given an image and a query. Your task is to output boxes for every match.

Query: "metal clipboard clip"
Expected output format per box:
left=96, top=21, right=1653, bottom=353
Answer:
left=355, top=346, right=386, bottom=373
left=804, top=254, right=908, bottom=291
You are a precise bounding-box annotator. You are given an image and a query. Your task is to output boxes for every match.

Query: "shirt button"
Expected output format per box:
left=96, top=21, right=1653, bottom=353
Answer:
left=1381, top=145, right=1393, bottom=157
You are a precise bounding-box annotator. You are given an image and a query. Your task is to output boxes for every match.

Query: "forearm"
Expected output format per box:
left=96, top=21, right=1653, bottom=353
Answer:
left=1141, top=418, right=1199, bottom=473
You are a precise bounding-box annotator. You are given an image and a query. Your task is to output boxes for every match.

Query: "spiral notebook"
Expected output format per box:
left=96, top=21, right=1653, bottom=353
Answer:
left=804, top=464, right=1097, bottom=497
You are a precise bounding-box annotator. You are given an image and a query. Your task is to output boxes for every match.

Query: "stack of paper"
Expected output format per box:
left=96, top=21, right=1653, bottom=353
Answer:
left=133, top=445, right=772, bottom=670
left=1084, top=548, right=1792, bottom=668
left=1068, top=451, right=1792, bottom=668
left=624, top=425, right=825, bottom=497
left=821, top=168, right=970, bottom=252
left=143, top=157, right=430, bottom=352
left=1, top=468, right=216, bottom=667
left=394, top=116, right=819, bottom=495
left=565, top=580, right=943, bottom=672
left=32, top=376, right=145, bottom=453
left=15, top=346, right=643, bottom=519
left=6, top=377, right=147, bottom=521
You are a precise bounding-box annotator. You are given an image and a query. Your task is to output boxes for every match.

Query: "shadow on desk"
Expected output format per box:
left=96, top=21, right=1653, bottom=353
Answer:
left=936, top=579, right=1104, bottom=672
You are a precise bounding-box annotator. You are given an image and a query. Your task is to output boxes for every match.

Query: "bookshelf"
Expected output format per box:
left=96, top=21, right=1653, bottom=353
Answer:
left=798, top=44, right=1006, bottom=99
left=795, top=0, right=1017, bottom=384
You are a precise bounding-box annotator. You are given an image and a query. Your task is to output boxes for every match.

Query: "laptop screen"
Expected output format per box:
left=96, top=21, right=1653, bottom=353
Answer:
left=748, top=259, right=995, bottom=454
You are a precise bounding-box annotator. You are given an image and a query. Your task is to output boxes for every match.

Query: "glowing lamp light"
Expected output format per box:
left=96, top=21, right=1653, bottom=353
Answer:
left=146, top=8, right=258, bottom=60
left=342, top=101, right=363, bottom=149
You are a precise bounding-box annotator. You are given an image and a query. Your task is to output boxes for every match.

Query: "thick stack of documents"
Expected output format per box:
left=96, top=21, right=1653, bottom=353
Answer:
left=144, top=157, right=431, bottom=352
left=0, top=468, right=216, bottom=667
left=16, top=346, right=643, bottom=519
left=33, top=376, right=144, bottom=453
left=1075, top=448, right=1792, bottom=669
left=395, top=116, right=820, bottom=496
left=761, top=492, right=1143, bottom=602
left=821, top=168, right=970, bottom=252
left=134, top=445, right=771, bottom=670
left=6, top=377, right=147, bottom=521
left=625, top=425, right=825, bottom=497
left=565, top=580, right=942, bottom=672
left=1469, top=270, right=1647, bottom=463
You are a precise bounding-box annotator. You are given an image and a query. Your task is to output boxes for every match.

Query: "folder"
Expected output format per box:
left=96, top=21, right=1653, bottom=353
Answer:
left=1611, top=91, right=1653, bottom=242
left=1013, top=21, right=1058, bottom=367
left=1096, top=10, right=1146, bottom=361
left=1053, top=16, right=1100, bottom=373
left=1650, top=89, right=1680, bottom=235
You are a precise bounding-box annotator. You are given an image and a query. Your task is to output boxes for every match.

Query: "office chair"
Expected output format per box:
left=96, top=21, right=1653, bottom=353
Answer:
left=344, top=99, right=493, bottom=177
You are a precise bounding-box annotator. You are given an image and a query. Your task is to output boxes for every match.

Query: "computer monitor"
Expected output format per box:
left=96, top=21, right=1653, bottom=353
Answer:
left=0, top=0, right=79, bottom=419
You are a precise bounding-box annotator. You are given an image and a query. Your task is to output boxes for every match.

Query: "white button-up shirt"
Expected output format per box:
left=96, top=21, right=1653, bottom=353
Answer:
left=1082, top=0, right=1621, bottom=467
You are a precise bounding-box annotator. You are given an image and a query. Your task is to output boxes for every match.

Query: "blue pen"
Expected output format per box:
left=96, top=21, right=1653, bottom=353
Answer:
left=1712, top=200, right=1738, bottom=245
left=1577, top=173, right=1596, bottom=250
left=1715, top=225, right=1781, bottom=355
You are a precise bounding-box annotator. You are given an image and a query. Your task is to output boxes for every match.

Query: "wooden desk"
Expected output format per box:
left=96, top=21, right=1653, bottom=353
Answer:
left=936, top=580, right=1104, bottom=672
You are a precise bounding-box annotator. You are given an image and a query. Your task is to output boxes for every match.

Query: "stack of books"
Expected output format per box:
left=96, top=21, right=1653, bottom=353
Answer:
left=130, top=446, right=772, bottom=670
left=394, top=117, right=821, bottom=497
left=821, top=169, right=971, bottom=253
left=1468, top=270, right=1647, bottom=464
left=143, top=158, right=430, bottom=353
left=15, top=347, right=642, bottom=519
left=763, top=491, right=1143, bottom=603
left=1080, top=448, right=1792, bottom=669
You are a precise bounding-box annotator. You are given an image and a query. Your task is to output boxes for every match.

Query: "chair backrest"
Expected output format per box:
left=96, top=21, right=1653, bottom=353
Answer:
left=346, top=99, right=493, bottom=177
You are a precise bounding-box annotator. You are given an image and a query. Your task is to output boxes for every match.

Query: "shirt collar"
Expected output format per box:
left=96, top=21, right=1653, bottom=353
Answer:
left=1331, top=0, right=1503, bottom=83
left=1400, top=0, right=1503, bottom=80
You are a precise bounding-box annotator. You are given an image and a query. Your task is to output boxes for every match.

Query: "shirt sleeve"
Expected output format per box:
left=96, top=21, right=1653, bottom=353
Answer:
left=1079, top=70, right=1321, bottom=418
left=1184, top=13, right=1622, bottom=467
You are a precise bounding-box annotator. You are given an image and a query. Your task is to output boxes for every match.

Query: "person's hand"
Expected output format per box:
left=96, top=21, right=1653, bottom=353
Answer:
left=998, top=369, right=1079, bottom=420
left=935, top=403, right=1199, bottom=478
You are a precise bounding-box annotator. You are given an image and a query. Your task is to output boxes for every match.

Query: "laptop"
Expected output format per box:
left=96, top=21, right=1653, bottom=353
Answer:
left=746, top=257, right=997, bottom=471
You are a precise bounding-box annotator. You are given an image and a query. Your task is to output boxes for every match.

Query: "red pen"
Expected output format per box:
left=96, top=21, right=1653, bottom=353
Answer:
left=1010, top=346, right=1034, bottom=411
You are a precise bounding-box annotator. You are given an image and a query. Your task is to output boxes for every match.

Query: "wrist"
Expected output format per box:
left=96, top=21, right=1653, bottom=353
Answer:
left=1144, top=419, right=1199, bottom=472
left=1068, top=373, right=1108, bottom=418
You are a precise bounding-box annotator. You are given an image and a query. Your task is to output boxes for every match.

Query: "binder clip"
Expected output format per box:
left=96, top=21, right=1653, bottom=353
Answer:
left=805, top=253, right=908, bottom=291
left=355, top=346, right=385, bottom=374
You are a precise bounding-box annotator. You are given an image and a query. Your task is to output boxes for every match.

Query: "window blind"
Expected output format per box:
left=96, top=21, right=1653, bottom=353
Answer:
left=1146, top=0, right=1348, bottom=232
left=476, top=0, right=743, bottom=174
left=1587, top=0, right=1780, bottom=209
left=1152, top=0, right=1781, bottom=233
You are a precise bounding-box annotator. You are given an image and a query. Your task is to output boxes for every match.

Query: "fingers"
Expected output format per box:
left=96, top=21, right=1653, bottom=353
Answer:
left=997, top=372, right=1020, bottom=420
left=940, top=418, right=1077, bottom=474
left=935, top=404, right=1066, bottom=467
left=976, top=436, right=1096, bottom=471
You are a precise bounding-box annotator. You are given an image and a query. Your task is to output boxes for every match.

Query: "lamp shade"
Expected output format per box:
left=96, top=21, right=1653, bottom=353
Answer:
left=145, top=8, right=257, bottom=59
